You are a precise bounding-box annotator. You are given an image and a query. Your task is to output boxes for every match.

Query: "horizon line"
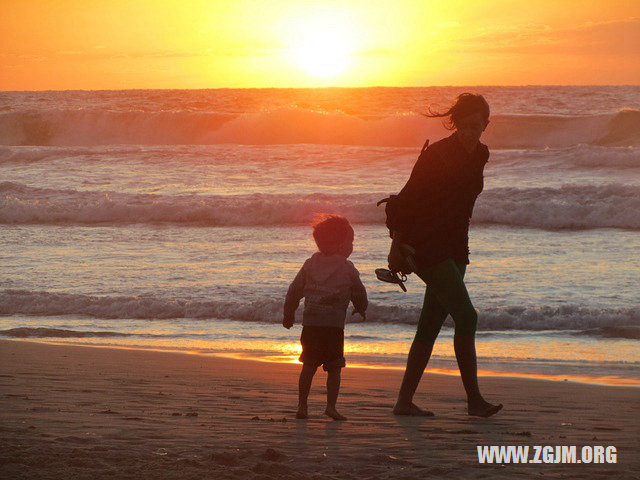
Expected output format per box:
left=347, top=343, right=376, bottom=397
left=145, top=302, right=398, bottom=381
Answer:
left=2, top=84, right=639, bottom=93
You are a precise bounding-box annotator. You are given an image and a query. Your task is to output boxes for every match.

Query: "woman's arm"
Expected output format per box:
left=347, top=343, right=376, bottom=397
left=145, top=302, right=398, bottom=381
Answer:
left=392, top=147, right=446, bottom=236
left=399, top=147, right=446, bottom=199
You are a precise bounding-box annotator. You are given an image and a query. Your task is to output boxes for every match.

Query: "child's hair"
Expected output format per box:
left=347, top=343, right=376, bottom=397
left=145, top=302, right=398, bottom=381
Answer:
left=312, top=215, right=354, bottom=255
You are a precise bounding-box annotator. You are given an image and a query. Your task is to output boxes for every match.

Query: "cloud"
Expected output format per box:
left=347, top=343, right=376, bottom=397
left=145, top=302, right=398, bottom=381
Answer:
left=454, top=17, right=640, bottom=55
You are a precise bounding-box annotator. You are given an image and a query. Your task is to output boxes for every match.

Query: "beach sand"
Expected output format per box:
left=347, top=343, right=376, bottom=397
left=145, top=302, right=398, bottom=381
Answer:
left=1, top=340, right=638, bottom=479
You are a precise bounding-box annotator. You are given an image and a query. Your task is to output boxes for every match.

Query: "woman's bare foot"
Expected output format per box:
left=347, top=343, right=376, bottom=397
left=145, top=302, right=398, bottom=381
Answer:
left=468, top=399, right=503, bottom=417
left=295, top=404, right=308, bottom=419
left=324, top=405, right=347, bottom=421
left=393, top=402, right=434, bottom=417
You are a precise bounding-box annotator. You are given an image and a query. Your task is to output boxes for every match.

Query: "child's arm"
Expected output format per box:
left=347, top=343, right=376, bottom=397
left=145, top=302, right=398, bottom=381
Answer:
left=348, top=264, right=368, bottom=320
left=283, top=265, right=306, bottom=329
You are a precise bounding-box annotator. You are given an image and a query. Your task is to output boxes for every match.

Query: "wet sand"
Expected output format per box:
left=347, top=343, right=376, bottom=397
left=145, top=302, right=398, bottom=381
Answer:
left=0, top=340, right=638, bottom=479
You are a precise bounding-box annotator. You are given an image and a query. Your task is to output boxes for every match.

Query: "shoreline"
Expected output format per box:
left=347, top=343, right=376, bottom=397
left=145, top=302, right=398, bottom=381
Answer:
left=3, top=338, right=639, bottom=388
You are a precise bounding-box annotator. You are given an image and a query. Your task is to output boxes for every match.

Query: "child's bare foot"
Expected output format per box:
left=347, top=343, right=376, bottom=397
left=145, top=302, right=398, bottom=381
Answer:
left=295, top=404, right=308, bottom=420
left=468, top=399, right=503, bottom=418
left=393, top=402, right=434, bottom=417
left=324, top=405, right=347, bottom=421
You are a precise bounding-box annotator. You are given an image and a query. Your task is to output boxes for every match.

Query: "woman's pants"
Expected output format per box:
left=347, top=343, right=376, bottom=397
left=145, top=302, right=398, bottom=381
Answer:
left=414, top=258, right=478, bottom=344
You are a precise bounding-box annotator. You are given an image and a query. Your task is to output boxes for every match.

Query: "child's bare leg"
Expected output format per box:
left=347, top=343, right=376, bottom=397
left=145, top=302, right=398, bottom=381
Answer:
left=324, top=368, right=346, bottom=421
left=297, top=363, right=317, bottom=419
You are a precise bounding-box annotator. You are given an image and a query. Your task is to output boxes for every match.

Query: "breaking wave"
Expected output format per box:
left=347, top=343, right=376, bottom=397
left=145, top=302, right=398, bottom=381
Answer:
left=1, top=290, right=638, bottom=336
left=1, top=108, right=638, bottom=148
left=2, top=181, right=639, bottom=230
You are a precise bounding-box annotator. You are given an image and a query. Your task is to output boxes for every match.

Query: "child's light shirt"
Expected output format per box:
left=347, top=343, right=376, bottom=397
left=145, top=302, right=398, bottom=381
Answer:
left=284, top=253, right=368, bottom=329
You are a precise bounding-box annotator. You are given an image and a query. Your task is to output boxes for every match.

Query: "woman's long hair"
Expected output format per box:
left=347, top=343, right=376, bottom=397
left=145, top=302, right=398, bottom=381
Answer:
left=425, top=93, right=490, bottom=130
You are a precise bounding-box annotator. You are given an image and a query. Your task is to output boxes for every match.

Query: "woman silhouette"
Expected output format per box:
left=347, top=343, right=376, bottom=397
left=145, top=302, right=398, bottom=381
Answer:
left=391, top=93, right=502, bottom=417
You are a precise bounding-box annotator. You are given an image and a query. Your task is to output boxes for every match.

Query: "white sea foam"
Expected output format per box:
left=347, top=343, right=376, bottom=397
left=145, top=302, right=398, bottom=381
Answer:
left=473, top=184, right=640, bottom=230
left=2, top=181, right=639, bottom=230
left=1, top=290, right=638, bottom=336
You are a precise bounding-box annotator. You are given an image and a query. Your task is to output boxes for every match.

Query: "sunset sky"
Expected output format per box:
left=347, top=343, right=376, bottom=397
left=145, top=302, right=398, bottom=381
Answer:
left=1, top=0, right=638, bottom=90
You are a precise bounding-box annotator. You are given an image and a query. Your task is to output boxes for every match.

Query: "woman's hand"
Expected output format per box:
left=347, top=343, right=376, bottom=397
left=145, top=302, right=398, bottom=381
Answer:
left=388, top=234, right=417, bottom=274
left=351, top=308, right=366, bottom=321
left=282, top=316, right=294, bottom=329
left=388, top=240, right=406, bottom=273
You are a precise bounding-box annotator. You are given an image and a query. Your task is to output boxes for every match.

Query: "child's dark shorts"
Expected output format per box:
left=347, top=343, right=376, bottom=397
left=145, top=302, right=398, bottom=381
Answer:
left=299, top=326, right=346, bottom=371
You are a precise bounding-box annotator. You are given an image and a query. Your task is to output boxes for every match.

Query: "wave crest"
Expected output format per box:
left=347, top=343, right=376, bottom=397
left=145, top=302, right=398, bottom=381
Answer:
left=2, top=182, right=639, bottom=230
left=1, top=109, right=638, bottom=148
left=1, top=290, right=638, bottom=336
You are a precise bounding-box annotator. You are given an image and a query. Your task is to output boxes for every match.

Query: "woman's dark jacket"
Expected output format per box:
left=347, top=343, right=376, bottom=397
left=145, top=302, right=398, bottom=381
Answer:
left=392, top=132, right=489, bottom=269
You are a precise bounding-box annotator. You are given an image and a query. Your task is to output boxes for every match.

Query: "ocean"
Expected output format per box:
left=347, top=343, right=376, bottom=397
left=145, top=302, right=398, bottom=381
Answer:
left=1, top=86, right=639, bottom=386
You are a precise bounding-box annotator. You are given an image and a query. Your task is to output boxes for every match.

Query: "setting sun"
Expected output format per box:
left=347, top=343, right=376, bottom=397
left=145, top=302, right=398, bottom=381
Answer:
left=284, top=11, right=359, bottom=80
left=291, top=29, right=351, bottom=78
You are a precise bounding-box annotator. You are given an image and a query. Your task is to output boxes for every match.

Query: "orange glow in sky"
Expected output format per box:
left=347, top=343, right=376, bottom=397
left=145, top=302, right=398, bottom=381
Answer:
left=1, top=0, right=638, bottom=89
